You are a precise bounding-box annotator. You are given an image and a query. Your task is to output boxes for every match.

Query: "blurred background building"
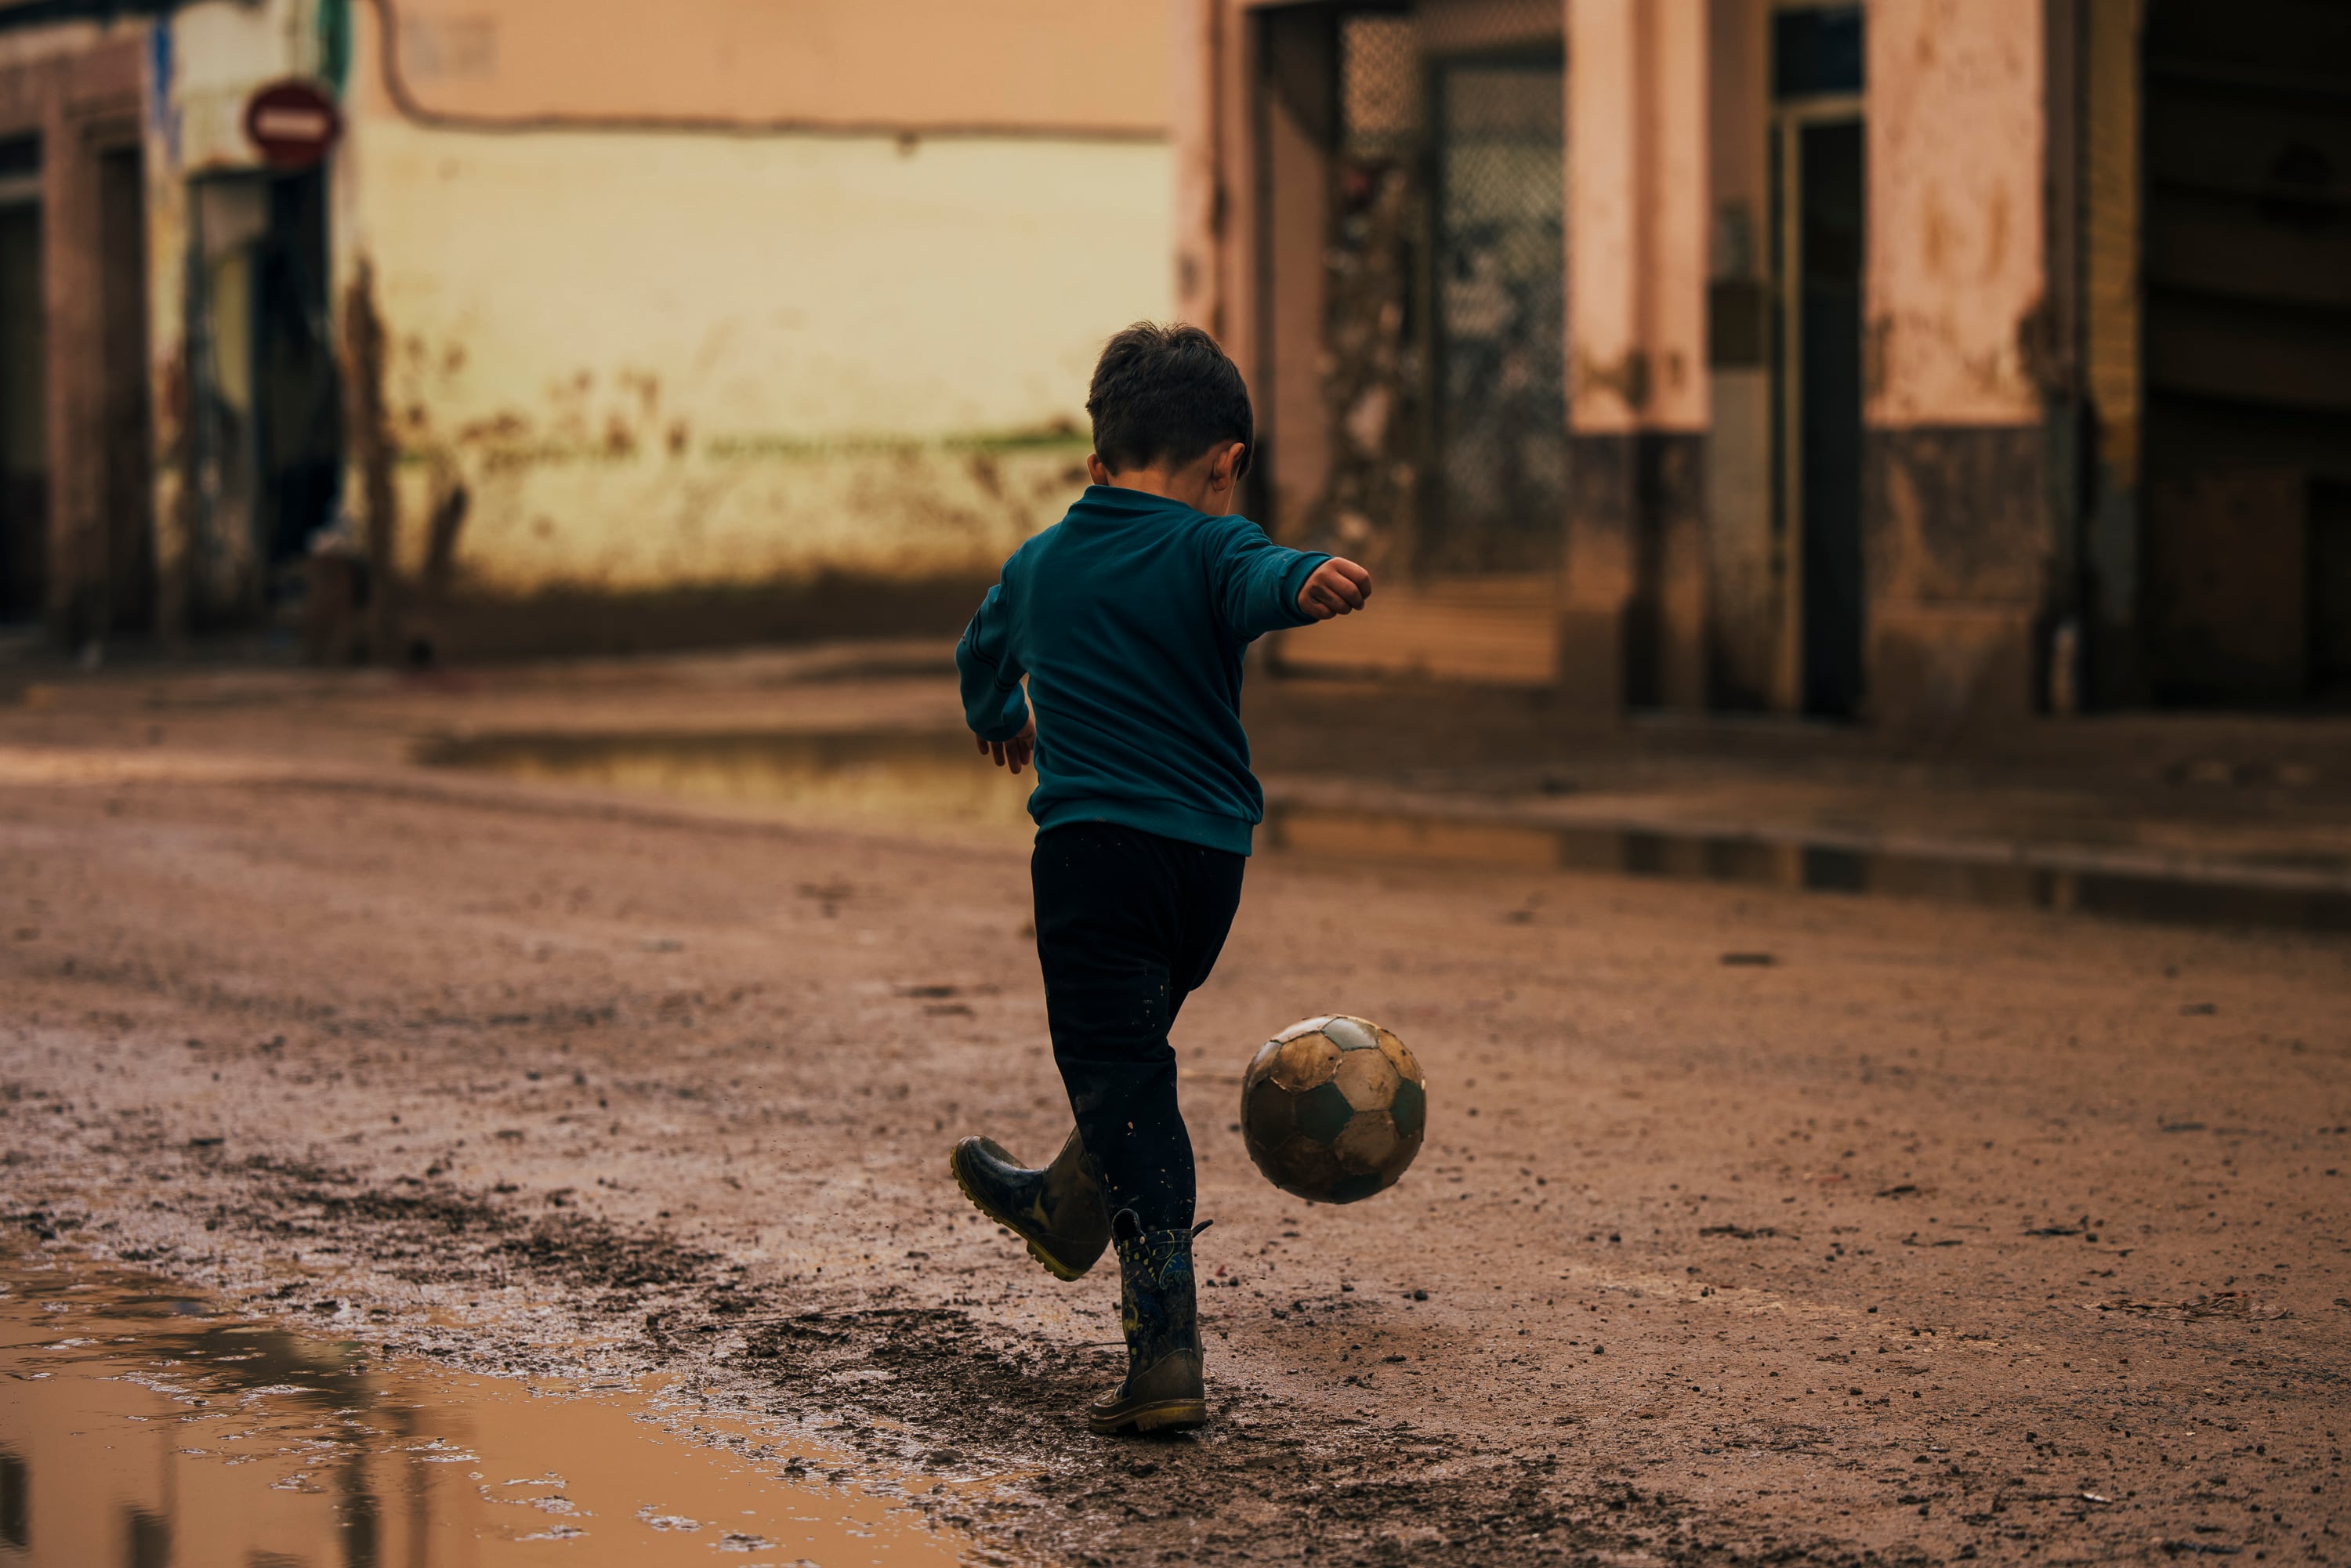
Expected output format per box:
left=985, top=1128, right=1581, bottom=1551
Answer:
left=0, top=0, right=2344, bottom=732
left=1187, top=0, right=2349, bottom=731
left=0, top=0, right=1172, bottom=662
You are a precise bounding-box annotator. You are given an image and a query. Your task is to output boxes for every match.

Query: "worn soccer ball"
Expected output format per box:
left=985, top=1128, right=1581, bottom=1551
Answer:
left=1239, top=1016, right=1427, bottom=1204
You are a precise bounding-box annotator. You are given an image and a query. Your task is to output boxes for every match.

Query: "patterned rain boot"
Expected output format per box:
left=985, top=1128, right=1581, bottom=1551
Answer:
left=948, top=1128, right=1111, bottom=1282
left=1088, top=1211, right=1208, bottom=1436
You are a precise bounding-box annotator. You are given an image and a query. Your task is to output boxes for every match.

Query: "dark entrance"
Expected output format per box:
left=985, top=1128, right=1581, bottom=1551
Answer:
left=1773, top=7, right=1865, bottom=718
left=188, top=165, right=340, bottom=625
left=2139, top=0, right=2351, bottom=706
left=1792, top=118, right=1864, bottom=717
left=1251, top=2, right=1568, bottom=589
left=0, top=133, right=42, bottom=627
left=98, top=145, right=154, bottom=635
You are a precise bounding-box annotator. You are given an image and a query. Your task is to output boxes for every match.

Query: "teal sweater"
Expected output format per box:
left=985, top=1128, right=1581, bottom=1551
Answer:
left=956, top=486, right=1330, bottom=856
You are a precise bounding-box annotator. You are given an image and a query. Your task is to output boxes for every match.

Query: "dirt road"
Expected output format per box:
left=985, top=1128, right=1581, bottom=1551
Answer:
left=2, top=661, right=2346, bottom=1565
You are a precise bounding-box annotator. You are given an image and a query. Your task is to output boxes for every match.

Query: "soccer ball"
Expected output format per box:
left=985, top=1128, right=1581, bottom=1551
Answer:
left=1239, top=1016, right=1427, bottom=1204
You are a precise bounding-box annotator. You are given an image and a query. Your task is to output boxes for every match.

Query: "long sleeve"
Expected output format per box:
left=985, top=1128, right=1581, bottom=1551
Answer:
left=956, top=574, right=1031, bottom=741
left=1206, top=516, right=1331, bottom=642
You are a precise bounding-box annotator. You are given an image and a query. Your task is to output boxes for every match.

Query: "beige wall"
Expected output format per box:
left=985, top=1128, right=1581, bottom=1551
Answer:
left=382, top=0, right=1168, bottom=134
left=1865, top=0, right=2047, bottom=428
left=136, top=1, right=1181, bottom=630
left=330, top=0, right=1174, bottom=598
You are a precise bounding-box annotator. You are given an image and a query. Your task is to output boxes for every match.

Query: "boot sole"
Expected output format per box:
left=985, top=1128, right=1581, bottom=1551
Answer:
left=1089, top=1397, right=1208, bottom=1436
left=947, top=1146, right=1091, bottom=1284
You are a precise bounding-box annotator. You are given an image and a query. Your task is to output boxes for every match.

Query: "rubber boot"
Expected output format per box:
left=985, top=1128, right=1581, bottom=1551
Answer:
left=1088, top=1211, right=1208, bottom=1435
left=947, top=1128, right=1110, bottom=1281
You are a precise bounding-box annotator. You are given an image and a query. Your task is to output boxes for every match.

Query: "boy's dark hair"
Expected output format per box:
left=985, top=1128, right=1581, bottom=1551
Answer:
left=1085, top=322, right=1254, bottom=480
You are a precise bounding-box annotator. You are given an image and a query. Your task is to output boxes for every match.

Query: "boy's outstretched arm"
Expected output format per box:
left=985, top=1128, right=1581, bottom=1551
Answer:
left=957, top=579, right=1034, bottom=774
left=1209, top=518, right=1371, bottom=639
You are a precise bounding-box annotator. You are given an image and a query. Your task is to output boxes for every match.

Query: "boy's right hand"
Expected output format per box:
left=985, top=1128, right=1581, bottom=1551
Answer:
left=977, top=713, right=1036, bottom=775
left=1298, top=557, right=1374, bottom=620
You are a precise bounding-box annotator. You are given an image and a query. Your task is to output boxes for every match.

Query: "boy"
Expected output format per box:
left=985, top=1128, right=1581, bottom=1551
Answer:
left=950, top=322, right=1372, bottom=1435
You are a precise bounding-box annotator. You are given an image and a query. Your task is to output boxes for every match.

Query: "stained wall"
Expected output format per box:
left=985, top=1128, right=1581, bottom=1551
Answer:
left=1862, top=0, right=2056, bottom=734
left=324, top=1, right=1172, bottom=650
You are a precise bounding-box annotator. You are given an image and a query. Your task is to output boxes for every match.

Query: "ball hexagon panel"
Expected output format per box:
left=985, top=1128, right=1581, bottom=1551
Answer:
left=1244, top=1074, right=1295, bottom=1149
left=1377, top=1030, right=1422, bottom=1085
left=1331, top=1048, right=1398, bottom=1113
left=1269, top=1030, right=1342, bottom=1093
left=1239, top=1015, right=1429, bottom=1204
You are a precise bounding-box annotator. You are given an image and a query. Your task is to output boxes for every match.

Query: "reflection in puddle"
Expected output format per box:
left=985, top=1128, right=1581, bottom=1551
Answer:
left=0, top=1242, right=982, bottom=1566
left=422, top=730, right=1036, bottom=840
left=422, top=730, right=2351, bottom=933
left=1262, top=806, right=2351, bottom=932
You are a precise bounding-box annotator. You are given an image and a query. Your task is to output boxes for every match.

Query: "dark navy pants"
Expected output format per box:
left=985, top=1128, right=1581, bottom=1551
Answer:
left=1032, top=822, right=1245, bottom=1233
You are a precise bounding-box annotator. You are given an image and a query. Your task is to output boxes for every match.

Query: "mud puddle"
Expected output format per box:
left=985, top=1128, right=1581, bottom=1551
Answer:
left=0, top=1239, right=995, bottom=1567
left=1262, top=804, right=2351, bottom=932
left=421, top=730, right=2351, bottom=932
left=421, top=730, right=1035, bottom=840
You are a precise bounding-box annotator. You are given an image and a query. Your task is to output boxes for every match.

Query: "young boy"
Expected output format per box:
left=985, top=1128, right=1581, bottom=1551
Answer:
left=950, top=322, right=1372, bottom=1435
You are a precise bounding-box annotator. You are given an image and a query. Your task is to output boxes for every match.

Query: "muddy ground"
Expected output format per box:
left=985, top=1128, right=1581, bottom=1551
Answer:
left=2, top=655, right=2347, bottom=1566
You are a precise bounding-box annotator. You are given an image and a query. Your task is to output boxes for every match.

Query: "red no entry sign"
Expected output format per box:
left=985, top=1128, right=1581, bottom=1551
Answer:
left=243, top=80, right=342, bottom=170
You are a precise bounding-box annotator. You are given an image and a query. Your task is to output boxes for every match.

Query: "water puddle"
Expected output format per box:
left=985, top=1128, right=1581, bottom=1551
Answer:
left=422, top=730, right=1036, bottom=841
left=420, top=730, right=2351, bottom=933
left=0, top=1240, right=992, bottom=1566
left=1262, top=805, right=2351, bottom=932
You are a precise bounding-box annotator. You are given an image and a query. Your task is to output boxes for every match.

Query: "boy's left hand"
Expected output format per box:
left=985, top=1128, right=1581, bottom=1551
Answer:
left=1298, top=557, right=1374, bottom=620
left=977, top=713, right=1036, bottom=775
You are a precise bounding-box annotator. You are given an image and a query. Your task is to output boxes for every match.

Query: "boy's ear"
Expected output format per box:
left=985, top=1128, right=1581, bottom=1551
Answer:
left=1086, top=452, right=1112, bottom=486
left=1211, top=441, right=1248, bottom=489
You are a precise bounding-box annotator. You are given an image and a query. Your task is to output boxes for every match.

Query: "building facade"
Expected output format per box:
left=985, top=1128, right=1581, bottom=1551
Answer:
left=1176, top=0, right=2350, bottom=729
left=0, top=0, right=1176, bottom=660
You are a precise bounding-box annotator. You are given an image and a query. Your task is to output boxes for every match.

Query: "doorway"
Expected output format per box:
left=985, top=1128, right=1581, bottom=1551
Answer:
left=2138, top=0, right=2351, bottom=706
left=1771, top=6, right=1865, bottom=718
left=0, top=133, right=42, bottom=628
left=188, top=166, right=339, bottom=624
left=99, top=145, right=153, bottom=634
left=1425, top=45, right=1567, bottom=577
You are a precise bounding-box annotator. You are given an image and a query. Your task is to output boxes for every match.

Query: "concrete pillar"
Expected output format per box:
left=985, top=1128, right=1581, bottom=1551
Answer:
left=1251, top=4, right=1336, bottom=539
left=1562, top=0, right=1709, bottom=712
left=1170, top=0, right=1224, bottom=342
left=1862, top=0, right=2056, bottom=736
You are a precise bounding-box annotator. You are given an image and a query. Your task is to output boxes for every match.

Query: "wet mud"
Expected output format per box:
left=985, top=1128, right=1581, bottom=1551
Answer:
left=425, top=729, right=2351, bottom=934
left=0, top=1238, right=983, bottom=1565
left=5, top=1163, right=1753, bottom=1567
left=2, top=668, right=2349, bottom=1566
